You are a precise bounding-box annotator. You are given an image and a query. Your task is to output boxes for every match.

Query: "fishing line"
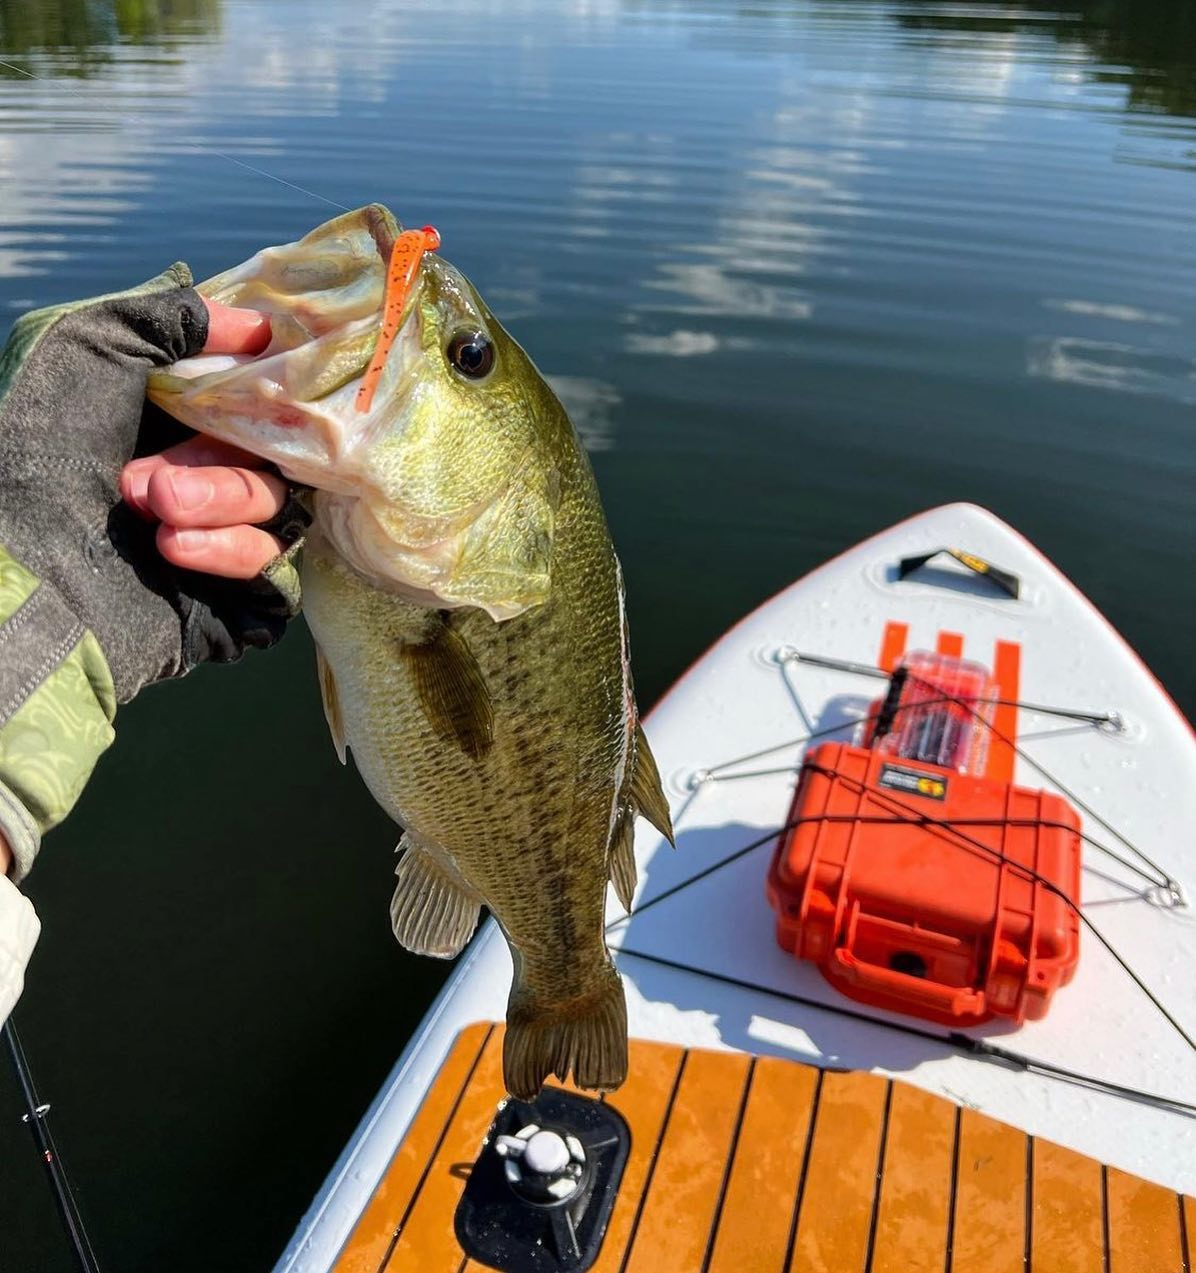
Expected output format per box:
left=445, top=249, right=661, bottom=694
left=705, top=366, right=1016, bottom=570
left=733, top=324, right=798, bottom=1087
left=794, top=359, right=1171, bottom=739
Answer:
left=0, top=58, right=351, bottom=213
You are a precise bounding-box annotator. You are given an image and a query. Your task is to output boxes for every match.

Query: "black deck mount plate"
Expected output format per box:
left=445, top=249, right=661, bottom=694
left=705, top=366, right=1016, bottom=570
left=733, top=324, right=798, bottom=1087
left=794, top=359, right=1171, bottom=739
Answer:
left=454, top=1088, right=631, bottom=1273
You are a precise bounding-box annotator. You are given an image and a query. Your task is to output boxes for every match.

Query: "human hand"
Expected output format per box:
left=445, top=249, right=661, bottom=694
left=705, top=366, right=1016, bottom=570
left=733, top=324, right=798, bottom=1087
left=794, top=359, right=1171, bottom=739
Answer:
left=0, top=266, right=306, bottom=883
left=120, top=298, right=291, bottom=580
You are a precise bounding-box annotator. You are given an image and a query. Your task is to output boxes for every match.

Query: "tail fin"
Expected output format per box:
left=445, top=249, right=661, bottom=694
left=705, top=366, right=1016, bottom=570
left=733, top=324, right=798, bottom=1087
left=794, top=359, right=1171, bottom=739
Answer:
left=503, top=963, right=628, bottom=1101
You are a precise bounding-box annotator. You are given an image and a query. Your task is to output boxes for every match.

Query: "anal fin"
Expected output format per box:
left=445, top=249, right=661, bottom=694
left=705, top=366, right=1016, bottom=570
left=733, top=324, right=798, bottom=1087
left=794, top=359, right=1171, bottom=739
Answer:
left=630, top=722, right=674, bottom=846
left=315, top=643, right=347, bottom=764
left=609, top=806, right=636, bottom=912
left=390, top=835, right=482, bottom=959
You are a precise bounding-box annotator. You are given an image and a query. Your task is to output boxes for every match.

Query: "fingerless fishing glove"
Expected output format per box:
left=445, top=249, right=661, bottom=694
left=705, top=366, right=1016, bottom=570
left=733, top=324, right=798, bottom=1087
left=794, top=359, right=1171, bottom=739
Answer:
left=0, top=266, right=303, bottom=883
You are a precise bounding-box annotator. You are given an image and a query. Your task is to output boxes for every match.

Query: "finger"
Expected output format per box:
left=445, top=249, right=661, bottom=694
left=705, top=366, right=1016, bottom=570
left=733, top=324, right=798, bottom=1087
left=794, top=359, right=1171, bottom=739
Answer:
left=156, top=524, right=285, bottom=579
left=145, top=464, right=288, bottom=529
left=121, top=437, right=276, bottom=517
left=120, top=457, right=164, bottom=520
left=202, top=298, right=271, bottom=355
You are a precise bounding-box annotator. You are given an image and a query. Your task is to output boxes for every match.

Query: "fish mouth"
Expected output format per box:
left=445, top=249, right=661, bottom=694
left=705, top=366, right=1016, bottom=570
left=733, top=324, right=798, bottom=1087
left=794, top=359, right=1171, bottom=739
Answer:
left=362, top=201, right=402, bottom=265
left=147, top=205, right=435, bottom=490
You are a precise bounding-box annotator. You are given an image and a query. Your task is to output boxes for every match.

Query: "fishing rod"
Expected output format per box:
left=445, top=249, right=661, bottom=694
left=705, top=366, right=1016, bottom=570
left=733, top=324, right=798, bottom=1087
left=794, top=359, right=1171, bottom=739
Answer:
left=3, top=1018, right=102, bottom=1273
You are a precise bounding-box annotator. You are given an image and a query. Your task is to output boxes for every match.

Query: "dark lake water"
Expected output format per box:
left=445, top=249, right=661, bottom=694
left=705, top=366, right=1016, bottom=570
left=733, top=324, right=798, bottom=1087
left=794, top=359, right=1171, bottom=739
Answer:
left=1, top=1, right=1193, bottom=1268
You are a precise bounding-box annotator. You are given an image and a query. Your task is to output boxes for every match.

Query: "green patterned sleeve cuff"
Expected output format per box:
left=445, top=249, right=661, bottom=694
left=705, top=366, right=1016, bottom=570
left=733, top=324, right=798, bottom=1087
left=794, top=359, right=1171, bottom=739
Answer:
left=0, top=546, right=117, bottom=884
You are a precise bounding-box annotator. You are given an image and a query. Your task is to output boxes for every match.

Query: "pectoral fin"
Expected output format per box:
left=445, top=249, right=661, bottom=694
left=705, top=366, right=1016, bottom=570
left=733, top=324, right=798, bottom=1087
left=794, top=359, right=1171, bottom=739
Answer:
left=608, top=806, right=637, bottom=912
left=401, top=618, right=494, bottom=759
left=630, top=723, right=674, bottom=846
left=314, top=643, right=347, bottom=764
left=390, top=834, right=482, bottom=958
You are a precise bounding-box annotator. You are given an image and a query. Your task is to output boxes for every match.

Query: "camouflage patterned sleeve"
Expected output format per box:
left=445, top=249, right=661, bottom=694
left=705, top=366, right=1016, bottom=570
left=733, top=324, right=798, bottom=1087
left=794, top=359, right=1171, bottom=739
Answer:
left=0, top=544, right=117, bottom=884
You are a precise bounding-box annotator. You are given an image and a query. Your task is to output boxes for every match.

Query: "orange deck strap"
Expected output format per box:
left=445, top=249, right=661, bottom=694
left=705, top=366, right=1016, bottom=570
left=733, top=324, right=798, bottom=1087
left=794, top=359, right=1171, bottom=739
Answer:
left=878, top=621, right=909, bottom=673
left=988, top=639, right=1021, bottom=784
left=870, top=1082, right=956, bottom=1273
left=1106, top=1165, right=1186, bottom=1271
left=787, top=1068, right=889, bottom=1273
left=331, top=1021, right=492, bottom=1273
left=339, top=1024, right=1192, bottom=1273
left=1031, top=1139, right=1104, bottom=1273
left=935, top=630, right=964, bottom=659
left=950, top=1108, right=1027, bottom=1272
left=704, top=1056, right=817, bottom=1273
left=621, top=1049, right=751, bottom=1272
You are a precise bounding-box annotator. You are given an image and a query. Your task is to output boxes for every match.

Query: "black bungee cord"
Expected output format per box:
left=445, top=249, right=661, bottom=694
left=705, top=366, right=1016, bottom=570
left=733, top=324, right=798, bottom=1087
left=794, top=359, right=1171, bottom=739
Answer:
left=610, top=657, right=1195, bottom=1114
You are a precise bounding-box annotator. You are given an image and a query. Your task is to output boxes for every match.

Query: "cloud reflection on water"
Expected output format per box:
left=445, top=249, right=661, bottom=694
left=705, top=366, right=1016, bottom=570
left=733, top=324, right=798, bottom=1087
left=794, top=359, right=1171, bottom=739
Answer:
left=1044, top=298, right=1180, bottom=326
left=1027, top=334, right=1196, bottom=404
left=545, top=375, right=622, bottom=452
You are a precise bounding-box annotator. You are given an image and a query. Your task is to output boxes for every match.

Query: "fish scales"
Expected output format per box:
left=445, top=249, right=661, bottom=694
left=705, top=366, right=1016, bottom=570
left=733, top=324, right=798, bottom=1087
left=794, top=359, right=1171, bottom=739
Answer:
left=147, top=205, right=672, bottom=1098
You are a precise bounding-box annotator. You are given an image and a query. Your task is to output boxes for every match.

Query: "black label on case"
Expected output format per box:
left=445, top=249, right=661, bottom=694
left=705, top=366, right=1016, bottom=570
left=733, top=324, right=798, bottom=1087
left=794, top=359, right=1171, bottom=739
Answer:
left=877, top=763, right=948, bottom=801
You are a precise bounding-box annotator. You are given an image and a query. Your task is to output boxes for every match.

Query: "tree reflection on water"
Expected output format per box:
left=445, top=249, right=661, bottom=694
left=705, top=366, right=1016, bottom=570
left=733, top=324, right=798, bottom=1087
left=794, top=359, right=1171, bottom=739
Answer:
left=0, top=0, right=221, bottom=77
left=896, top=0, right=1196, bottom=118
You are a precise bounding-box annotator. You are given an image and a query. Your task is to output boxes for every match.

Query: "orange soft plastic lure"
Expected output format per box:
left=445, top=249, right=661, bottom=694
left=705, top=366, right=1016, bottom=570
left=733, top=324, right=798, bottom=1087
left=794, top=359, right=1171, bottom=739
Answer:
left=355, top=224, right=441, bottom=413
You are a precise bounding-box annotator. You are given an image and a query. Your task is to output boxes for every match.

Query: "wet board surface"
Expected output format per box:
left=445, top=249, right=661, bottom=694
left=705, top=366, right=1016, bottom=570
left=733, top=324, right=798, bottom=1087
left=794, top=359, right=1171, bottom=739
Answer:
left=332, top=1025, right=1195, bottom=1273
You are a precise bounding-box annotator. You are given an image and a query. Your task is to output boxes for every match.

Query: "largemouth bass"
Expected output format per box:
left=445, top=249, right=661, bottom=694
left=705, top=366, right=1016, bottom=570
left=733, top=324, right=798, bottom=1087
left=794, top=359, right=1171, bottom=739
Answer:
left=147, top=205, right=672, bottom=1099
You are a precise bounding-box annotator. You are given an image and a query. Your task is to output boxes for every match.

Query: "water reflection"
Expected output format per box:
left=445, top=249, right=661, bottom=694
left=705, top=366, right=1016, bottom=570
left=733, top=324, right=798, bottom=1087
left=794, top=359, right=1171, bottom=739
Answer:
left=1044, top=298, right=1179, bottom=326
left=896, top=0, right=1196, bottom=118
left=1027, top=335, right=1196, bottom=404
left=626, top=329, right=720, bottom=357
left=0, top=0, right=221, bottom=74
left=545, top=376, right=623, bottom=452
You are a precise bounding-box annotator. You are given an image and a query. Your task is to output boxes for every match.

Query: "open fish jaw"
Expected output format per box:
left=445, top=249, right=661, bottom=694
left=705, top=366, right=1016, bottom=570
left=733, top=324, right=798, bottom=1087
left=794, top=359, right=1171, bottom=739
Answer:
left=147, top=204, right=557, bottom=619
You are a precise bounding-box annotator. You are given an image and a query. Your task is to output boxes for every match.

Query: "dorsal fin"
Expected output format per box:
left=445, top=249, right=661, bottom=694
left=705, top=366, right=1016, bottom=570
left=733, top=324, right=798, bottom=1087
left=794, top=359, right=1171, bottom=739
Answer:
left=630, top=722, right=674, bottom=846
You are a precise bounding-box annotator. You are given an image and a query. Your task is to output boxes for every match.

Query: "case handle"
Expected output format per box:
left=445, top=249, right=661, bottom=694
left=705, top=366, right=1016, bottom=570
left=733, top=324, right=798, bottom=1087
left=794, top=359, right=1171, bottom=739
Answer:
left=897, top=547, right=1020, bottom=599
left=832, top=949, right=987, bottom=1018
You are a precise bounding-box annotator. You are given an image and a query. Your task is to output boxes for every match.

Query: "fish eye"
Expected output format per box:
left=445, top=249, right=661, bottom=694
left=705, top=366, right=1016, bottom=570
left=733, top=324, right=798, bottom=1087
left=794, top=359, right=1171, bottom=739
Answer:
left=447, top=329, right=495, bottom=380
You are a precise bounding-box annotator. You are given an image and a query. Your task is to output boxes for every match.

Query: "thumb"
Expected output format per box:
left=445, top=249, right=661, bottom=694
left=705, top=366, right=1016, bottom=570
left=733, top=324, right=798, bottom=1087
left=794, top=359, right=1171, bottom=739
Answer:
left=202, top=299, right=272, bottom=356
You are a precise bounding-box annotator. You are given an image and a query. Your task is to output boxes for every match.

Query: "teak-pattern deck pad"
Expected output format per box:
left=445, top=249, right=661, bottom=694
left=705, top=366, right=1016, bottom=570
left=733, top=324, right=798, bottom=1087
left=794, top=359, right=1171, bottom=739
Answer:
left=332, top=1024, right=1194, bottom=1272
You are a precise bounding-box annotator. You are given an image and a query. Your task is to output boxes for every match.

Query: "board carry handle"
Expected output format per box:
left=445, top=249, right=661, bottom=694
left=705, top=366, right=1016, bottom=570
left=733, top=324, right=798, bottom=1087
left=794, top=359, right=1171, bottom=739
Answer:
left=897, top=547, right=1021, bottom=599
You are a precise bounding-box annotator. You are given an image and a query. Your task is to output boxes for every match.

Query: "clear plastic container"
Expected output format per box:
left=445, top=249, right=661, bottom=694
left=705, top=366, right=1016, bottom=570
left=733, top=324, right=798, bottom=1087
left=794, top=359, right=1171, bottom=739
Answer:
left=874, top=650, right=997, bottom=774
